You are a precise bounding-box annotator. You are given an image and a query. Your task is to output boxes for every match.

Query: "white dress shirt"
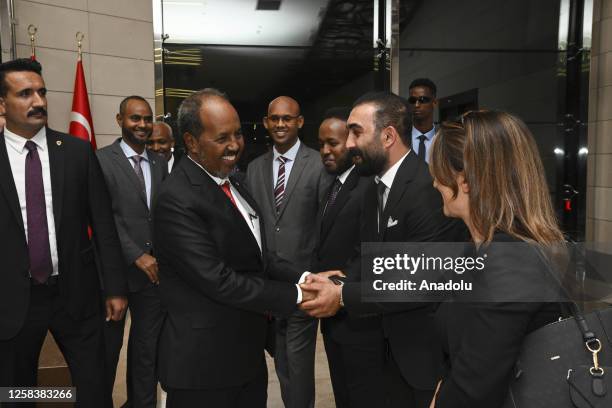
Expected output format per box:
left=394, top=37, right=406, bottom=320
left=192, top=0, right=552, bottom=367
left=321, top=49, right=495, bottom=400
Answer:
left=187, top=157, right=308, bottom=303
left=272, top=139, right=301, bottom=187
left=120, top=139, right=152, bottom=208
left=375, top=152, right=409, bottom=210
left=411, top=126, right=436, bottom=163
left=167, top=154, right=175, bottom=172
left=4, top=126, right=59, bottom=276
left=337, top=164, right=355, bottom=185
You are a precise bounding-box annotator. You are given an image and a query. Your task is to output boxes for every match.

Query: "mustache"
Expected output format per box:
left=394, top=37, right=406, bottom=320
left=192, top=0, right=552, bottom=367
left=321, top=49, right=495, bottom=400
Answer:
left=27, top=107, right=47, bottom=117
left=348, top=147, right=362, bottom=158
left=222, top=148, right=239, bottom=156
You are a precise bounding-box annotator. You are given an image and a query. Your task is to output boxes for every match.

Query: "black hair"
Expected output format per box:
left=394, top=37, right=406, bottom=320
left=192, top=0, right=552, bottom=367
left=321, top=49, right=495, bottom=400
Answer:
left=353, top=91, right=412, bottom=145
left=177, top=88, right=228, bottom=138
left=0, top=58, right=43, bottom=97
left=408, top=78, right=437, bottom=97
left=322, top=106, right=351, bottom=122
left=119, top=95, right=150, bottom=115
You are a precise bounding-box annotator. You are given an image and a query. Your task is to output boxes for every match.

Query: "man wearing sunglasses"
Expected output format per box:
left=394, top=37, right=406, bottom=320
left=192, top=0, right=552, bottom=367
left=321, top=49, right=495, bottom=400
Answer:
left=408, top=78, right=438, bottom=163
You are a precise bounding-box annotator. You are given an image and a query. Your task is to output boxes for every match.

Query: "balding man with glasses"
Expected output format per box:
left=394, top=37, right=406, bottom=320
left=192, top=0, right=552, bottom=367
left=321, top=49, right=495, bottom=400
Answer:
left=246, top=96, right=331, bottom=408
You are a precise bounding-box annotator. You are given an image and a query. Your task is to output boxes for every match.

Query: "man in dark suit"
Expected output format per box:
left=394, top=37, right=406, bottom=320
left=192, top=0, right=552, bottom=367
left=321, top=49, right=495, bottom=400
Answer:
left=0, top=59, right=127, bottom=407
left=246, top=96, right=331, bottom=408
left=314, top=107, right=384, bottom=408
left=148, top=121, right=181, bottom=172
left=96, top=96, right=167, bottom=407
left=154, top=88, right=324, bottom=408
left=408, top=78, right=438, bottom=163
left=301, top=92, right=466, bottom=408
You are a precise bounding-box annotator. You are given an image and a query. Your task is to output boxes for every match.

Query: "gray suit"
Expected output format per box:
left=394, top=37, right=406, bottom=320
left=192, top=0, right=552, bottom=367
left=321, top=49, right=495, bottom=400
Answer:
left=246, top=142, right=331, bottom=408
left=96, top=138, right=167, bottom=408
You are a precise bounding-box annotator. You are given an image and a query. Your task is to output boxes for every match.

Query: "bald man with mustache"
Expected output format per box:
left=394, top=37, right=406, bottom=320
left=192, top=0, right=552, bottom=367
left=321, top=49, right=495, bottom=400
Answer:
left=246, top=96, right=332, bottom=408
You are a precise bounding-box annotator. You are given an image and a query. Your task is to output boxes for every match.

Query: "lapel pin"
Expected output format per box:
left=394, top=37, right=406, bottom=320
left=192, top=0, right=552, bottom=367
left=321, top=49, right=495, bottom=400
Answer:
left=56, top=140, right=62, bottom=146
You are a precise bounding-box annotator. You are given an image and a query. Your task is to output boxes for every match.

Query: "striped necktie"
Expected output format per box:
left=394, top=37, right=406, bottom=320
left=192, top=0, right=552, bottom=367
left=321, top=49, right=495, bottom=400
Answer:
left=274, top=156, right=288, bottom=213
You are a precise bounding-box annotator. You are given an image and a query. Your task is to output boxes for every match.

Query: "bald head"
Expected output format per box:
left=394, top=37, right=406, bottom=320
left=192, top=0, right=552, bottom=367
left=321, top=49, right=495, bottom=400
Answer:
left=264, top=95, right=304, bottom=154
left=268, top=96, right=300, bottom=115
left=148, top=121, right=174, bottom=161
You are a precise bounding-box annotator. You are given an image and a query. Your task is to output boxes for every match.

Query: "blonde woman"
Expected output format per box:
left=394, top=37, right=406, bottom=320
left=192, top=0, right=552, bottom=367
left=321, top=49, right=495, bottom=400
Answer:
left=428, top=110, right=566, bottom=407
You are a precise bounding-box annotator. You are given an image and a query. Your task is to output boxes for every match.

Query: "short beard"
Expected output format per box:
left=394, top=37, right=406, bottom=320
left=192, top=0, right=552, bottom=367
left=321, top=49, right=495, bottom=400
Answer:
left=327, top=150, right=354, bottom=176
left=124, top=130, right=147, bottom=145
left=350, top=139, right=387, bottom=177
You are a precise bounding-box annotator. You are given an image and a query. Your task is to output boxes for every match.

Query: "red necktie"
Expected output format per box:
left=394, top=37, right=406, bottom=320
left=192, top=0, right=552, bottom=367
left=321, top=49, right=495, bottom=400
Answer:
left=220, top=181, right=237, bottom=208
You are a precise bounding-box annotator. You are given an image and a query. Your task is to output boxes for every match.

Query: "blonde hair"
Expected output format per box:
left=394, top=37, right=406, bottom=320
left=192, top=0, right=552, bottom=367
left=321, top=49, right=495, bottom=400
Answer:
left=429, top=110, right=564, bottom=245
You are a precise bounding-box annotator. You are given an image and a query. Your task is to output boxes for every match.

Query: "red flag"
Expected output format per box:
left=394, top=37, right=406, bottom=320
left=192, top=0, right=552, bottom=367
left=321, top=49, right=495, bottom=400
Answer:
left=69, top=60, right=97, bottom=149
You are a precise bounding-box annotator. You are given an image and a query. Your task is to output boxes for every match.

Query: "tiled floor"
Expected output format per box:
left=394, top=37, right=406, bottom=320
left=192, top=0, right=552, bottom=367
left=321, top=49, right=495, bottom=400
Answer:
left=112, top=314, right=336, bottom=407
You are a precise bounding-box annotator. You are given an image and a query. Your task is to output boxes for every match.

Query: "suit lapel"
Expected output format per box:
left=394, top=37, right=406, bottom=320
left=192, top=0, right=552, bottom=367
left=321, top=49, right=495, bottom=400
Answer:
left=277, top=143, right=308, bottom=219
left=320, top=169, right=359, bottom=243
left=380, top=152, right=419, bottom=240
left=147, top=153, right=164, bottom=205
left=0, top=132, right=25, bottom=234
left=47, top=129, right=65, bottom=230
left=110, top=140, right=148, bottom=208
left=262, top=152, right=275, bottom=213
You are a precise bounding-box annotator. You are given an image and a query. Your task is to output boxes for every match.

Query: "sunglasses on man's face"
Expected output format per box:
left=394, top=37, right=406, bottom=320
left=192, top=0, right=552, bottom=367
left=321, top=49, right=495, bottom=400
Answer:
left=407, top=96, right=433, bottom=105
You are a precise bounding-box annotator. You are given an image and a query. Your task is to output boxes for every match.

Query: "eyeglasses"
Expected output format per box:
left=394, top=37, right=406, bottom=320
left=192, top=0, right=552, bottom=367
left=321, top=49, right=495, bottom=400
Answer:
left=407, top=96, right=433, bottom=105
left=266, top=114, right=301, bottom=124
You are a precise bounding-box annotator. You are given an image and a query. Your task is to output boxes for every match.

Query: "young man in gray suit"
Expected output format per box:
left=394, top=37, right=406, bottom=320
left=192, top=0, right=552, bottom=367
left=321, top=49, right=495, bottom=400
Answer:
left=96, top=96, right=167, bottom=408
left=246, top=96, right=331, bottom=408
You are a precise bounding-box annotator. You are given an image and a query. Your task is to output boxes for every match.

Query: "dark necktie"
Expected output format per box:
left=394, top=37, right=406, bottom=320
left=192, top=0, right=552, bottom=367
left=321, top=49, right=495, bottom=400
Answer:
left=25, top=141, right=53, bottom=283
left=417, top=135, right=427, bottom=161
left=131, top=155, right=146, bottom=195
left=376, top=181, right=387, bottom=233
left=273, top=156, right=288, bottom=213
left=324, top=178, right=342, bottom=216
left=220, top=181, right=237, bottom=208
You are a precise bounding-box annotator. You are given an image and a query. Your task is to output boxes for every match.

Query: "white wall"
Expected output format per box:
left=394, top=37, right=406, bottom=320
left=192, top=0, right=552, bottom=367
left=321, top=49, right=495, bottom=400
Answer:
left=13, top=0, right=155, bottom=148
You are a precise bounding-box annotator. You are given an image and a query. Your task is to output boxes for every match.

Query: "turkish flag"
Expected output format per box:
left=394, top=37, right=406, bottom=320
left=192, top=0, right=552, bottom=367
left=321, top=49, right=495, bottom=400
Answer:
left=69, top=60, right=97, bottom=149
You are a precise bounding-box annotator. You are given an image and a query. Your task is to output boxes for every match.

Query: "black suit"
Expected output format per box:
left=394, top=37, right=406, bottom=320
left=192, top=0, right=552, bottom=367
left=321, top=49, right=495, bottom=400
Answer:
left=342, top=151, right=467, bottom=408
left=154, top=158, right=304, bottom=407
left=434, top=232, right=563, bottom=408
left=0, top=129, right=126, bottom=407
left=312, top=168, right=385, bottom=408
left=96, top=139, right=168, bottom=407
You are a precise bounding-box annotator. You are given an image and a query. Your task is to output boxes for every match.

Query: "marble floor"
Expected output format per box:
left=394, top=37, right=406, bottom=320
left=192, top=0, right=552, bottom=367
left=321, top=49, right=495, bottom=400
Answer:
left=112, top=314, right=336, bottom=407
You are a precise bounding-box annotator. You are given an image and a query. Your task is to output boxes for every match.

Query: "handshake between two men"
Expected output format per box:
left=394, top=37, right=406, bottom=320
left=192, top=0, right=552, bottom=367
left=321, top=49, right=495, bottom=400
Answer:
left=299, top=271, right=346, bottom=318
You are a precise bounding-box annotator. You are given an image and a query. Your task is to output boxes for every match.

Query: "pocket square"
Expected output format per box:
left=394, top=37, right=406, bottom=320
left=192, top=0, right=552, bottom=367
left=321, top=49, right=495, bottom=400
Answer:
left=387, top=217, right=398, bottom=228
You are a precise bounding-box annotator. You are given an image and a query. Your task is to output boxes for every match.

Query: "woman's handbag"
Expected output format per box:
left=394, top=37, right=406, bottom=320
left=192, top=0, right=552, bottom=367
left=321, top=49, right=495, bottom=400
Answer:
left=503, top=304, right=612, bottom=407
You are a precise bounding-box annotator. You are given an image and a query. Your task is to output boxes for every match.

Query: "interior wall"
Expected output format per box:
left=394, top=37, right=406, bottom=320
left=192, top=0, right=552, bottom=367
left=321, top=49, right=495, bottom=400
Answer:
left=586, top=0, right=612, bottom=241
left=13, top=0, right=155, bottom=148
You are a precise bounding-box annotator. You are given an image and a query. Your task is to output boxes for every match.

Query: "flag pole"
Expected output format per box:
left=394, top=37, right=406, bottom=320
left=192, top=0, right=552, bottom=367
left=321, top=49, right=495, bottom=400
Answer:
left=27, top=24, right=37, bottom=60
left=76, top=32, right=84, bottom=61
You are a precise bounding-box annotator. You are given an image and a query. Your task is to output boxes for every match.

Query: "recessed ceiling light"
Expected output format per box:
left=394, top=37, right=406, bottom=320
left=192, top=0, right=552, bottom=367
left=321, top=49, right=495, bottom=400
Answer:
left=256, top=0, right=281, bottom=11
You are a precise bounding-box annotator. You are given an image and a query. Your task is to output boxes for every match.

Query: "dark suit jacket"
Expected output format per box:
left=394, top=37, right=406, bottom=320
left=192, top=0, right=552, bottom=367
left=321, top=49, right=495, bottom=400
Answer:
left=0, top=128, right=126, bottom=340
left=96, top=139, right=168, bottom=292
left=154, top=158, right=304, bottom=389
left=312, top=168, right=381, bottom=344
left=342, top=151, right=468, bottom=390
left=435, top=232, right=563, bottom=408
left=246, top=142, right=332, bottom=270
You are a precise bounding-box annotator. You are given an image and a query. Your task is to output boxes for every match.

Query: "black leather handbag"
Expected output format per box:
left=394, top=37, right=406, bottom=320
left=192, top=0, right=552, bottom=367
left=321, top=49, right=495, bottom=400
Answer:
left=503, top=304, right=612, bottom=407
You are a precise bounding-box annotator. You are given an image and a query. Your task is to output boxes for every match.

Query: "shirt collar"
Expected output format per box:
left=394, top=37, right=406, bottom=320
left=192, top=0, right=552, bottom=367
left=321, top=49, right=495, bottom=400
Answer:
left=411, top=125, right=436, bottom=140
left=273, top=138, right=301, bottom=162
left=187, top=156, right=229, bottom=186
left=375, top=152, right=409, bottom=189
left=4, top=126, right=47, bottom=154
left=120, top=138, right=149, bottom=161
left=337, top=164, right=355, bottom=185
